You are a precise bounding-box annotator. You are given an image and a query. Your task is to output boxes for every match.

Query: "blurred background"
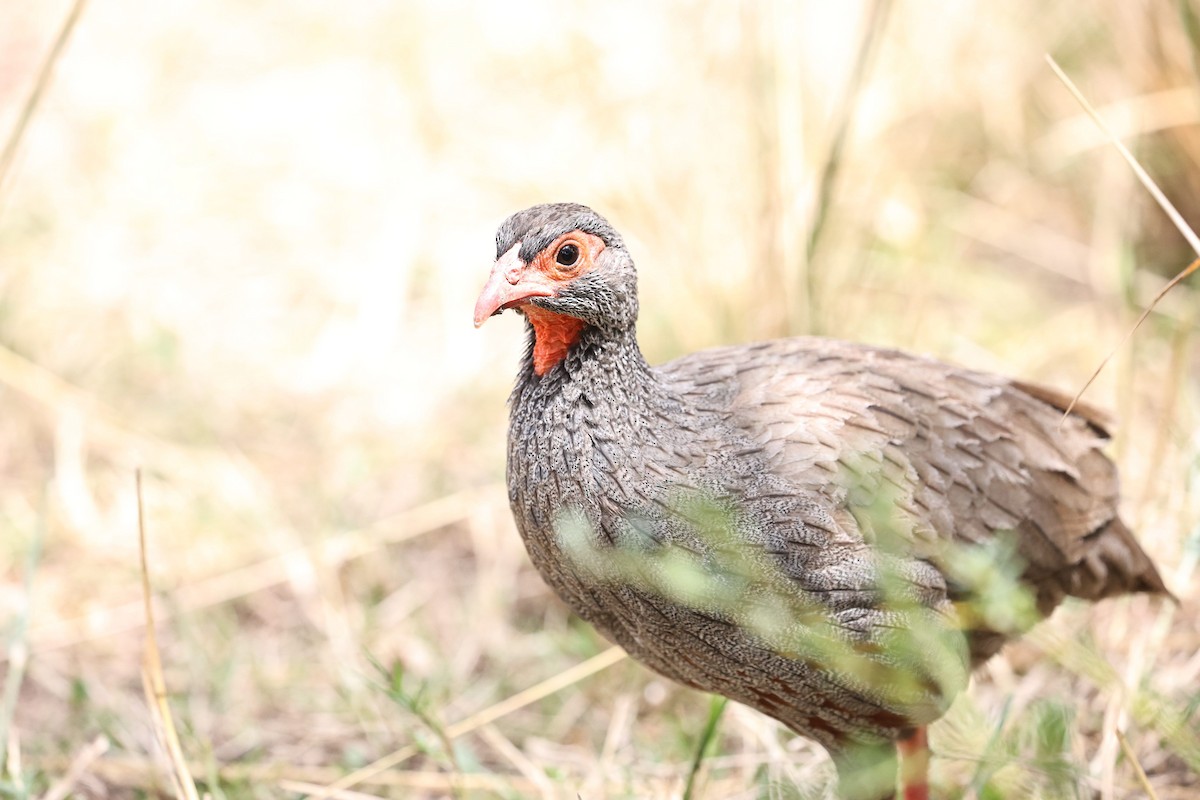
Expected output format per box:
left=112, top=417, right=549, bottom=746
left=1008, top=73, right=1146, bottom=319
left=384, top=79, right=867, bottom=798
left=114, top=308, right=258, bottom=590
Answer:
left=1, top=1, right=1198, bottom=797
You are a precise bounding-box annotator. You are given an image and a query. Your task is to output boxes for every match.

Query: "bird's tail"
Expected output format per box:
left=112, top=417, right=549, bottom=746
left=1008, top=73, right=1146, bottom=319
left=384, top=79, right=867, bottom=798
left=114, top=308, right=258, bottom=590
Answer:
left=1068, top=517, right=1176, bottom=605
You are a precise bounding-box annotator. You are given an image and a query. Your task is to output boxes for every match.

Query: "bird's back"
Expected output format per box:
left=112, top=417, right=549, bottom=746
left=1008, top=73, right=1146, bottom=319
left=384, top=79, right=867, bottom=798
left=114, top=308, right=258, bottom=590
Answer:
left=658, top=336, right=1168, bottom=662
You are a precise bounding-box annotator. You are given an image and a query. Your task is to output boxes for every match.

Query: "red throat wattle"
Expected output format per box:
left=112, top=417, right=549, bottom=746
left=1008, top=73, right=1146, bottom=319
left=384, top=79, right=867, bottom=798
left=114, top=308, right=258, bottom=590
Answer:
left=474, top=228, right=605, bottom=375
left=523, top=305, right=586, bottom=376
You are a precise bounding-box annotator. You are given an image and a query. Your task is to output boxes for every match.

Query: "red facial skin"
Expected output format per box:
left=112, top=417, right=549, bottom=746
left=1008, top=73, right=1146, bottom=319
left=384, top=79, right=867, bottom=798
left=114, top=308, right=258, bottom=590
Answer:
left=474, top=230, right=606, bottom=376
left=522, top=305, right=588, bottom=377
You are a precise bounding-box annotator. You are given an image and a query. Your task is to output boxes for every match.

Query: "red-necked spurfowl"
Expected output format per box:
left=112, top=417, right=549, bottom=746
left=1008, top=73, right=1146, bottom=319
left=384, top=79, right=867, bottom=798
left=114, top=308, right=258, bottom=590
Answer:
left=474, top=203, right=1169, bottom=800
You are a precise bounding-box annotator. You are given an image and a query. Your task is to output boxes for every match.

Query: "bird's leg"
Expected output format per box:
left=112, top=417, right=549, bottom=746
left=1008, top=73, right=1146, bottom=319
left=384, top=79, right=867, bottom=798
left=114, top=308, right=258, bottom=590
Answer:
left=831, top=740, right=899, bottom=800
left=897, top=726, right=930, bottom=800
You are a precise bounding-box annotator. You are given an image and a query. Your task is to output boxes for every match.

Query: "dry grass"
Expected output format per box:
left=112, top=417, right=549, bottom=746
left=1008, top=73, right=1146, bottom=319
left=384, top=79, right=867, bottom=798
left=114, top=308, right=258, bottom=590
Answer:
left=1, top=1, right=1198, bottom=798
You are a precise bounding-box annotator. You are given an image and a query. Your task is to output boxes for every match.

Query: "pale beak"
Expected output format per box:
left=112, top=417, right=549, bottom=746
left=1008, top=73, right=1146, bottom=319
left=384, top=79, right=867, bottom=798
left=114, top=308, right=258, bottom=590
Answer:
left=473, top=244, right=557, bottom=327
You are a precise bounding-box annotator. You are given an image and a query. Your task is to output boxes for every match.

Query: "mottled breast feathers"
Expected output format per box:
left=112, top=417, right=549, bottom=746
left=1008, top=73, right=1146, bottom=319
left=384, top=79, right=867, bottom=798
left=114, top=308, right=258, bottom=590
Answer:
left=504, top=328, right=1168, bottom=747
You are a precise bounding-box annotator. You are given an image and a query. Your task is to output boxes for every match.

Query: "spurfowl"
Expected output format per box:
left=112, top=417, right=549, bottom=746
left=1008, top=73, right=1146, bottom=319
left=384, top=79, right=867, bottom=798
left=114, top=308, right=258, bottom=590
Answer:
left=474, top=203, right=1168, bottom=800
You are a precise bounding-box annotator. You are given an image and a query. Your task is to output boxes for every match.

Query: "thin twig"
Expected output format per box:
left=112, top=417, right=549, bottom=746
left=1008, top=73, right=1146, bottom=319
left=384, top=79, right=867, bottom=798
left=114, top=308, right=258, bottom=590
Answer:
left=137, top=470, right=200, bottom=800
left=1045, top=55, right=1200, bottom=418
left=1045, top=56, right=1200, bottom=256
left=0, top=0, right=89, bottom=195
left=1116, top=730, right=1160, bottom=800
left=1061, top=257, right=1200, bottom=422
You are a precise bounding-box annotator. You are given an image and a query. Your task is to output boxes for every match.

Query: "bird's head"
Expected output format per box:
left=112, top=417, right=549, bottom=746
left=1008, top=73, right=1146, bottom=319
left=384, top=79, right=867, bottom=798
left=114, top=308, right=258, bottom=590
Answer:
left=474, top=203, right=638, bottom=375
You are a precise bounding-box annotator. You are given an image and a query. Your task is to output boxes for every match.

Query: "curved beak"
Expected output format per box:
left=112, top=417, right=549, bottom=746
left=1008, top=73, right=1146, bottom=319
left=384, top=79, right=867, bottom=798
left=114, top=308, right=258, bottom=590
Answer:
left=473, top=244, right=557, bottom=327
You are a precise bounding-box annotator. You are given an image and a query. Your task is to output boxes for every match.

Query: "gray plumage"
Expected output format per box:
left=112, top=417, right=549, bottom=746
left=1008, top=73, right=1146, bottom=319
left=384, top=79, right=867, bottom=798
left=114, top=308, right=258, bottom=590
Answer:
left=488, top=203, right=1168, bottom=795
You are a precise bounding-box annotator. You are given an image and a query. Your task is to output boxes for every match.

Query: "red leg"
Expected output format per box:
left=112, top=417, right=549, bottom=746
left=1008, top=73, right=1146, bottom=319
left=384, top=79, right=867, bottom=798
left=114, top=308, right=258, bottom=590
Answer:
left=897, top=726, right=929, bottom=800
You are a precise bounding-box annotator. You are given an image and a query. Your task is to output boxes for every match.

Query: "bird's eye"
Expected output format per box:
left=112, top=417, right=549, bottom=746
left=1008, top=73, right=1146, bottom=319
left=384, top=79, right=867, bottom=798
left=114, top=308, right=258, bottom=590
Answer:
left=555, top=243, right=580, bottom=267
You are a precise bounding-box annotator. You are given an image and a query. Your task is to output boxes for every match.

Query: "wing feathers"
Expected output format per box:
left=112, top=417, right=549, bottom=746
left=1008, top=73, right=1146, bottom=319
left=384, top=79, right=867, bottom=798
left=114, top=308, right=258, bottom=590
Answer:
left=660, top=337, right=1168, bottom=642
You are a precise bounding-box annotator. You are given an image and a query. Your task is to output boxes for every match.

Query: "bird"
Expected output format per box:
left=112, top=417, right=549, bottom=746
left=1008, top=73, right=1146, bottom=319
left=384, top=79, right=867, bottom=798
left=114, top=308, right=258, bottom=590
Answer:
left=473, top=202, right=1170, bottom=800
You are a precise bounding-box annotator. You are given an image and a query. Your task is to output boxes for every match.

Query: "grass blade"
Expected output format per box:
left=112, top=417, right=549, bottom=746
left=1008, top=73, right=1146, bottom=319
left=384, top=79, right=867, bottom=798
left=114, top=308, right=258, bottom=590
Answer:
left=0, top=0, right=89, bottom=196
left=682, top=695, right=728, bottom=800
left=137, top=470, right=200, bottom=800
